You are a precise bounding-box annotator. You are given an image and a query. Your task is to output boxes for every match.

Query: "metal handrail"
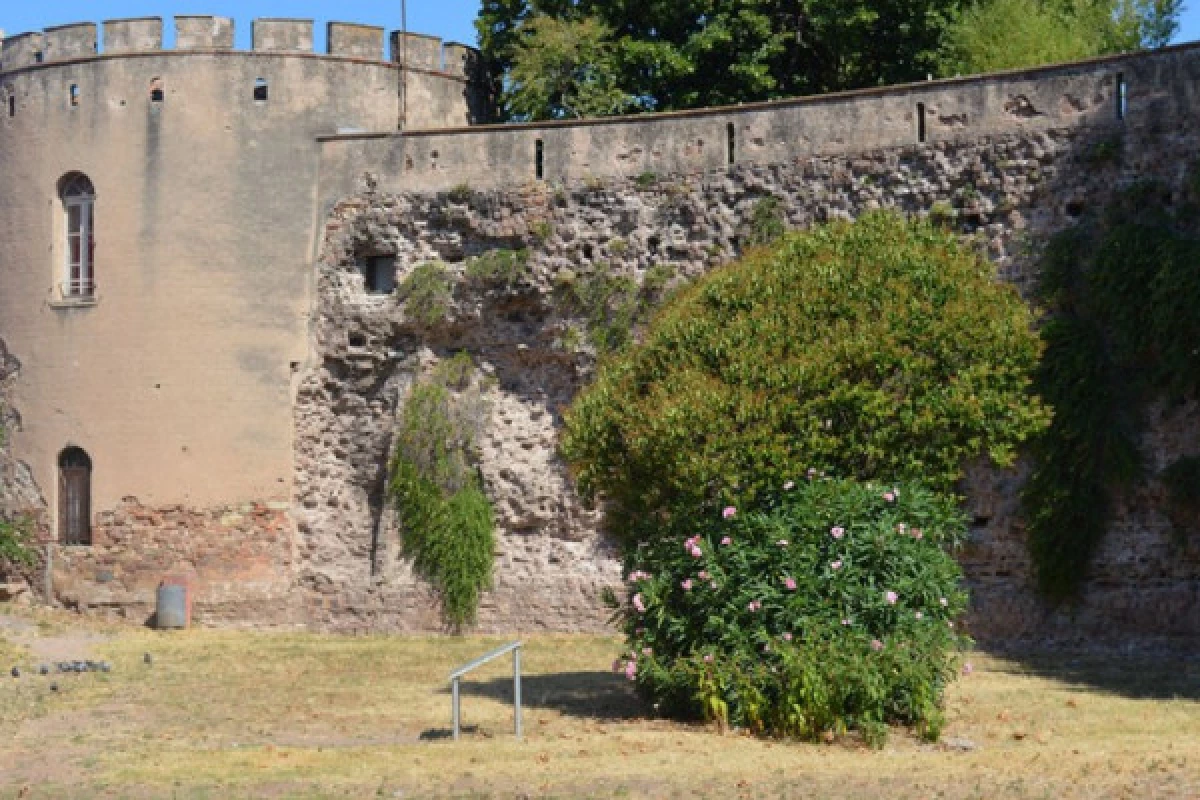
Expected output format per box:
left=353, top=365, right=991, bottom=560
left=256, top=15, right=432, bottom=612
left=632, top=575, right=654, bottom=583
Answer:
left=449, top=641, right=523, bottom=741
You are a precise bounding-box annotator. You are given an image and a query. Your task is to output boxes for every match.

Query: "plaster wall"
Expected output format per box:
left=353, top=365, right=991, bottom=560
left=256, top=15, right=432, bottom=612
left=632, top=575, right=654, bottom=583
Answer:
left=0, top=51, right=397, bottom=516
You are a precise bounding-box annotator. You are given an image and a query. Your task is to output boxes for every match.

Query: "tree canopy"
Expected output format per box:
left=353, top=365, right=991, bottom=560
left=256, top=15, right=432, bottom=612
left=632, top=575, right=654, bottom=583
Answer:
left=942, top=0, right=1181, bottom=76
left=477, top=0, right=964, bottom=120
left=476, top=0, right=1182, bottom=121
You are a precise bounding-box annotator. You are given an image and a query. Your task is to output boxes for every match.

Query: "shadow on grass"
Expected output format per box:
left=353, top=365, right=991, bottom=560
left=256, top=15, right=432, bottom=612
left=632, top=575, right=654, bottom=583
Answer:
left=984, top=650, right=1200, bottom=701
left=447, top=671, right=643, bottom=721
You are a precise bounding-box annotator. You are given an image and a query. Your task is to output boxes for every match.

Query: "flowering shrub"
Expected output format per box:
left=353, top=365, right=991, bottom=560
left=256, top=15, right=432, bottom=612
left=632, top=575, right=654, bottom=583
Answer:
left=612, top=477, right=970, bottom=744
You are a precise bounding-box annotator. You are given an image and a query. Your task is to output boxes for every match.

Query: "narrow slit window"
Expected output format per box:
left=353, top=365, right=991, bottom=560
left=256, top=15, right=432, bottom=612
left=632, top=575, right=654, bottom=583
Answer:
left=149, top=78, right=164, bottom=104
left=69, top=84, right=80, bottom=107
left=7, top=95, right=14, bottom=117
left=917, top=103, right=927, bottom=143
left=254, top=78, right=268, bottom=103
left=535, top=139, right=545, bottom=180
left=726, top=122, right=736, bottom=165
left=1116, top=72, right=1127, bottom=121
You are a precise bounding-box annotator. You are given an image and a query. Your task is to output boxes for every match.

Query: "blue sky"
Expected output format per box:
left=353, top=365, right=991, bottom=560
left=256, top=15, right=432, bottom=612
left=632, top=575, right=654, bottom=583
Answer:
left=2, top=1, right=1198, bottom=53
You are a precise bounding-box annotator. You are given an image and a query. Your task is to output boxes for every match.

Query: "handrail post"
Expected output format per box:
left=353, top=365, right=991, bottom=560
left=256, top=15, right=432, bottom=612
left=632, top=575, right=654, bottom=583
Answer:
left=513, top=646, right=522, bottom=739
left=452, top=676, right=461, bottom=741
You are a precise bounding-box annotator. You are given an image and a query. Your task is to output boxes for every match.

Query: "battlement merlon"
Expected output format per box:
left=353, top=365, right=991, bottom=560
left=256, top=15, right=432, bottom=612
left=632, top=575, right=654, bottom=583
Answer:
left=103, top=18, right=163, bottom=54
left=44, top=23, right=97, bottom=61
left=391, top=31, right=443, bottom=71
left=0, top=17, right=485, bottom=81
left=328, top=23, right=384, bottom=61
left=176, top=16, right=234, bottom=50
left=1, top=33, right=45, bottom=71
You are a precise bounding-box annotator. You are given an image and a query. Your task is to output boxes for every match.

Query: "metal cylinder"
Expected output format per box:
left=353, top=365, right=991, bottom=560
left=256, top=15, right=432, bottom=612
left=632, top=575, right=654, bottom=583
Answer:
left=155, top=583, right=188, bottom=629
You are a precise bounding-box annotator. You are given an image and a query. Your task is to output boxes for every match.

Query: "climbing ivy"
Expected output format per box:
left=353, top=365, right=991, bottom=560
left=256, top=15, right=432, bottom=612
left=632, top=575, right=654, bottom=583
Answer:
left=388, top=355, right=495, bottom=629
left=1024, top=179, right=1200, bottom=599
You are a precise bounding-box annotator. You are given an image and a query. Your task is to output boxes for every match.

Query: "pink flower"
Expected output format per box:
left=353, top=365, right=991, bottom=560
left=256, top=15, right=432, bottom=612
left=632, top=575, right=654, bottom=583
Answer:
left=722, top=506, right=737, bottom=519
left=642, top=647, right=653, bottom=656
left=625, top=661, right=637, bottom=680
left=703, top=654, right=714, bottom=663
left=939, top=597, right=949, bottom=607
left=912, top=529, right=923, bottom=540
left=841, top=618, right=851, bottom=626
left=883, top=492, right=896, bottom=503
left=633, top=593, right=646, bottom=613
left=690, top=546, right=703, bottom=558
left=783, top=577, right=797, bottom=591
left=628, top=570, right=651, bottom=582
left=698, top=570, right=710, bottom=581
left=783, top=480, right=795, bottom=490
left=962, top=662, right=974, bottom=676
left=747, top=600, right=762, bottom=612
left=720, top=536, right=732, bottom=546
left=782, top=632, right=793, bottom=641
left=831, top=560, right=843, bottom=570
left=681, top=579, right=694, bottom=591
left=885, top=590, right=899, bottom=605
left=807, top=468, right=817, bottom=479
left=830, top=526, right=845, bottom=539
left=871, top=639, right=884, bottom=651
left=777, top=539, right=789, bottom=547
left=896, top=523, right=907, bottom=533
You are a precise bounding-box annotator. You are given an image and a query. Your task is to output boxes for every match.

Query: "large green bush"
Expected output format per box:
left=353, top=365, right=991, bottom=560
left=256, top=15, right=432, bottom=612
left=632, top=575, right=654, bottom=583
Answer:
left=613, top=477, right=970, bottom=744
left=389, top=355, right=495, bottom=628
left=562, top=211, right=1050, bottom=537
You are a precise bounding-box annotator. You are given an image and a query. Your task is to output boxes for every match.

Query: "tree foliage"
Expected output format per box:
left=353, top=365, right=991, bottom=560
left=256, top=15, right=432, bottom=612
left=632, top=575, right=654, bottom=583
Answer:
left=477, top=0, right=965, bottom=120
left=561, top=212, right=1049, bottom=539
left=941, top=0, right=1181, bottom=76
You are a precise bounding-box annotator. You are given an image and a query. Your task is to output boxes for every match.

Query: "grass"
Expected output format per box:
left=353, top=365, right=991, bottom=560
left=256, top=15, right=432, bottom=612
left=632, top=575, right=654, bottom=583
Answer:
left=0, top=605, right=1198, bottom=798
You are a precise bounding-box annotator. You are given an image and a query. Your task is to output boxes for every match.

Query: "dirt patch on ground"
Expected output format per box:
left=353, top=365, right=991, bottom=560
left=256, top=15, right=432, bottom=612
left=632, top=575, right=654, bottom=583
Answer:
left=0, top=611, right=113, bottom=663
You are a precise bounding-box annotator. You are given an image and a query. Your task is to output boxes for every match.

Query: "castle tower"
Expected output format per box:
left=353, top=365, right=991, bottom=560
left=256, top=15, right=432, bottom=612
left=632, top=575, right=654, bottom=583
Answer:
left=0, top=16, right=488, bottom=617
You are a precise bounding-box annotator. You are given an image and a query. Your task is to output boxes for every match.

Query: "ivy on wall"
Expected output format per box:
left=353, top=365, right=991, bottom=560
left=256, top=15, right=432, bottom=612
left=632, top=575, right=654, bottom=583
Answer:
left=1024, top=179, right=1200, bottom=599
left=388, top=354, right=495, bottom=629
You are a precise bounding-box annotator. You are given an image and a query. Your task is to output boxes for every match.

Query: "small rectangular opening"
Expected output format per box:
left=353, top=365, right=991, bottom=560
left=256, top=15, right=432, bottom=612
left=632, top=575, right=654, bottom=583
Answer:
left=362, top=256, right=396, bottom=294
left=917, top=102, right=927, bottom=143
left=254, top=78, right=268, bottom=103
left=8, top=96, right=15, bottom=117
left=1116, top=72, right=1127, bottom=121
left=535, top=139, right=544, bottom=181
left=69, top=84, right=80, bottom=107
left=726, top=122, right=736, bottom=165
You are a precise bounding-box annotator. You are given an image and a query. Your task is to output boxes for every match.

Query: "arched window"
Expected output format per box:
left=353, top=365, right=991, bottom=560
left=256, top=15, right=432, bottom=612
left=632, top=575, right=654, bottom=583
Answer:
left=60, top=173, right=96, bottom=298
left=58, top=447, right=92, bottom=546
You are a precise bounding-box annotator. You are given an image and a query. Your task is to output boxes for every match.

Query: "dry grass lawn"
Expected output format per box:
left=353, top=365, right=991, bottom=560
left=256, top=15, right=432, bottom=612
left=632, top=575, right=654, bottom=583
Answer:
left=0, top=604, right=1198, bottom=799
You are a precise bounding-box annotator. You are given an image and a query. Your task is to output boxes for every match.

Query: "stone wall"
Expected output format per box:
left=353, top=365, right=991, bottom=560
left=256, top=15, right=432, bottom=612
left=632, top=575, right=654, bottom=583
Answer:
left=50, top=499, right=299, bottom=626
left=300, top=112, right=1199, bottom=646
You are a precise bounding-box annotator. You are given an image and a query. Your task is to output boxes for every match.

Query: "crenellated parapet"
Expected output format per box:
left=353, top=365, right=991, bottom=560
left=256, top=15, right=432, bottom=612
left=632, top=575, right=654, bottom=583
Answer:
left=0, top=15, right=484, bottom=76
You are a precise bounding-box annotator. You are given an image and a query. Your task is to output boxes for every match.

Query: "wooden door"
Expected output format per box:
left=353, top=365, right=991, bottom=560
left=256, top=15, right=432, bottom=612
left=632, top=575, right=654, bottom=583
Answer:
left=58, top=450, right=91, bottom=545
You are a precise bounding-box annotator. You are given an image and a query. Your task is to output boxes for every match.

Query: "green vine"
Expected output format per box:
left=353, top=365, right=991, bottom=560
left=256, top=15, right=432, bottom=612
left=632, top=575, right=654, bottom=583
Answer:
left=0, top=420, right=35, bottom=572
left=1024, top=179, right=1200, bottom=599
left=388, top=355, right=495, bottom=629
